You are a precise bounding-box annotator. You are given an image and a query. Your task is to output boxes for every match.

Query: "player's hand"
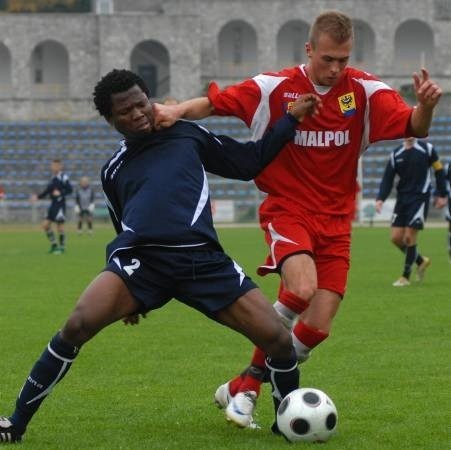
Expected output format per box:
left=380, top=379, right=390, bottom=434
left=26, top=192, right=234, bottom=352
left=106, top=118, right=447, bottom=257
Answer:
left=122, top=312, right=147, bottom=326
left=413, top=68, right=442, bottom=109
left=52, top=189, right=61, bottom=197
left=152, top=103, right=182, bottom=130
left=74, top=205, right=80, bottom=214
left=375, top=200, right=384, bottom=214
left=30, top=193, right=38, bottom=202
left=288, top=94, right=323, bottom=122
left=88, top=203, right=95, bottom=213
left=433, top=196, right=447, bottom=209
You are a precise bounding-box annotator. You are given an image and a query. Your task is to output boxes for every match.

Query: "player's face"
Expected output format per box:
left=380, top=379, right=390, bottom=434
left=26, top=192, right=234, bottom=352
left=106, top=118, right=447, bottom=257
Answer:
left=305, top=33, right=352, bottom=86
left=51, top=162, right=62, bottom=174
left=109, top=85, right=154, bottom=137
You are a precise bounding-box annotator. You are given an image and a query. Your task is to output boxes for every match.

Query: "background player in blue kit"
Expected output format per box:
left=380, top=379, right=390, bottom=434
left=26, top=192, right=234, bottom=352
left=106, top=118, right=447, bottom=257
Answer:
left=0, top=69, right=322, bottom=443
left=375, top=137, right=447, bottom=286
left=445, top=162, right=451, bottom=261
left=31, top=159, right=73, bottom=254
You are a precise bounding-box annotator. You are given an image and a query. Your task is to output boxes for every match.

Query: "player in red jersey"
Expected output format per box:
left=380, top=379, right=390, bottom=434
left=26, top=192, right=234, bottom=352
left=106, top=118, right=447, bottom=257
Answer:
left=154, top=10, right=442, bottom=431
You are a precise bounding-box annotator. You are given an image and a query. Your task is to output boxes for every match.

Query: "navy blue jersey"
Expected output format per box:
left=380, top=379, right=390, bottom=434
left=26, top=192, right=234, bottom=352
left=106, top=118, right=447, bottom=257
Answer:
left=37, top=172, right=73, bottom=207
left=446, top=162, right=451, bottom=191
left=377, top=140, right=447, bottom=201
left=445, top=163, right=451, bottom=222
left=102, top=114, right=298, bottom=261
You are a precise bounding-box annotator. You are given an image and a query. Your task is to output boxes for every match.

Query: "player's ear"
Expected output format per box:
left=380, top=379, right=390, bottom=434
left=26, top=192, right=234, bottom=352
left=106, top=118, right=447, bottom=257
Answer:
left=305, top=42, right=312, bottom=58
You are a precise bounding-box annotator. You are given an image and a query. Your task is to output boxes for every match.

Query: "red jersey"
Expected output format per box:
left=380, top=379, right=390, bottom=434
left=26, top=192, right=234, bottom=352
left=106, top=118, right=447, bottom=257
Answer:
left=208, top=65, right=413, bottom=216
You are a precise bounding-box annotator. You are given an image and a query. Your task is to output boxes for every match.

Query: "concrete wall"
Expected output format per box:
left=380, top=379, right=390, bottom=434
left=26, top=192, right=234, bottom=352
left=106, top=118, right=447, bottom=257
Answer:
left=0, top=0, right=450, bottom=119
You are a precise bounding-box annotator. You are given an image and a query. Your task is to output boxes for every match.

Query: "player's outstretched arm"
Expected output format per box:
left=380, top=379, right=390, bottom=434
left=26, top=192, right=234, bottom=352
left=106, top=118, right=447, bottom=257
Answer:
left=410, top=68, right=442, bottom=137
left=200, top=94, right=321, bottom=180
left=153, top=97, right=213, bottom=130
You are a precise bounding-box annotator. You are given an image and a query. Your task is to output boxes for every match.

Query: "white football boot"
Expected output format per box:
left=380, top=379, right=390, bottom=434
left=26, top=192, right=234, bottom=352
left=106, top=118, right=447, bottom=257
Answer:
left=225, top=391, right=258, bottom=428
left=214, top=381, right=232, bottom=409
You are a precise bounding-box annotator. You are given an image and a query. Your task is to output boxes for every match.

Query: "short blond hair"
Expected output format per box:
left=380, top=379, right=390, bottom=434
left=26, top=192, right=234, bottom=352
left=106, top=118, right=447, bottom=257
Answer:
left=309, top=11, right=353, bottom=48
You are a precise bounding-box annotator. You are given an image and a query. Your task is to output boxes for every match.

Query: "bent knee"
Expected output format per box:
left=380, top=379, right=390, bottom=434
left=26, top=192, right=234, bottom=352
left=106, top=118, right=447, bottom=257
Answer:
left=285, top=284, right=317, bottom=302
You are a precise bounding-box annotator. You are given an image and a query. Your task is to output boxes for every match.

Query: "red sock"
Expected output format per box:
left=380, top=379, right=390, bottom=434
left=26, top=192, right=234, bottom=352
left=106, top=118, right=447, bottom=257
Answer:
left=292, top=320, right=329, bottom=349
left=236, top=347, right=266, bottom=395
left=229, top=374, right=245, bottom=396
left=279, top=289, right=309, bottom=314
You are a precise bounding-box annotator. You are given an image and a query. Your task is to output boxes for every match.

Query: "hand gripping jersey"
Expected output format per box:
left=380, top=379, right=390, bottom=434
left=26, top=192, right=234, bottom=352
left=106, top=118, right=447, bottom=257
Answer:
left=208, top=65, right=414, bottom=216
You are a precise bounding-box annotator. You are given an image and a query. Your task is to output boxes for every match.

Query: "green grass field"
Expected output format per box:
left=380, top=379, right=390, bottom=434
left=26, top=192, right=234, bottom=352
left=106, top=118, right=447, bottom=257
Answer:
left=0, top=224, right=450, bottom=449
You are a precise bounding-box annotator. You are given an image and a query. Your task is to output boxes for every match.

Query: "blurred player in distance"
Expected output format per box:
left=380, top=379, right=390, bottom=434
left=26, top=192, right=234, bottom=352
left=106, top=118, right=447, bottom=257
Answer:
left=375, top=137, right=447, bottom=286
left=75, top=176, right=95, bottom=235
left=152, top=10, right=442, bottom=432
left=444, top=162, right=451, bottom=262
left=31, top=159, right=73, bottom=254
left=0, top=69, right=322, bottom=443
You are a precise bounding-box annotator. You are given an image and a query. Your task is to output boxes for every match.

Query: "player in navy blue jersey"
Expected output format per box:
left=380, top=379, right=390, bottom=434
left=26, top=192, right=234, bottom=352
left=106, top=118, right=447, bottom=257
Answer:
left=31, top=159, right=73, bottom=254
left=0, top=69, right=322, bottom=443
left=375, top=137, right=447, bottom=286
left=445, top=162, right=451, bottom=262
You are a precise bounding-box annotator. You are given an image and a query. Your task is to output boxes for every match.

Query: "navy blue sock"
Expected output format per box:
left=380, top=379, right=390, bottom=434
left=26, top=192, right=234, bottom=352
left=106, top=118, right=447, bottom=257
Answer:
left=266, top=348, right=299, bottom=420
left=59, top=233, right=65, bottom=248
left=46, top=230, right=56, bottom=246
left=400, top=245, right=422, bottom=265
left=10, top=332, right=79, bottom=433
left=403, top=245, right=417, bottom=278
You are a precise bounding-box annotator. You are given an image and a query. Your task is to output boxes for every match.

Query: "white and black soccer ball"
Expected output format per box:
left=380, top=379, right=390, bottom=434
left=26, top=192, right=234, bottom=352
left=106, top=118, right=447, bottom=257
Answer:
left=277, top=387, right=338, bottom=443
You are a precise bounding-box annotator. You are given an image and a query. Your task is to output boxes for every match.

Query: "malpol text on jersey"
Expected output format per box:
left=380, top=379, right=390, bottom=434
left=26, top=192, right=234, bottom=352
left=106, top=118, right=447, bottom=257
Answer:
left=294, top=130, right=350, bottom=148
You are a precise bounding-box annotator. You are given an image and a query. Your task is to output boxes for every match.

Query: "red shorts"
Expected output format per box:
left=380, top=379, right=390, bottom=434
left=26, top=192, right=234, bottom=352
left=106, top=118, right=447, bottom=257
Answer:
left=257, top=199, right=352, bottom=297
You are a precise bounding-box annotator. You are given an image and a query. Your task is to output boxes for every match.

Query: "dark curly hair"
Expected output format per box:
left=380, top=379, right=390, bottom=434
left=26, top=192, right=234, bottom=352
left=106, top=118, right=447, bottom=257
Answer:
left=93, top=69, right=150, bottom=119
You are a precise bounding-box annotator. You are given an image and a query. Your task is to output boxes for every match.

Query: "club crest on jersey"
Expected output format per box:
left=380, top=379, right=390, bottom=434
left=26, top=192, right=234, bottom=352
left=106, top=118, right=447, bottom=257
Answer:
left=338, top=92, right=356, bottom=116
left=285, top=101, right=295, bottom=113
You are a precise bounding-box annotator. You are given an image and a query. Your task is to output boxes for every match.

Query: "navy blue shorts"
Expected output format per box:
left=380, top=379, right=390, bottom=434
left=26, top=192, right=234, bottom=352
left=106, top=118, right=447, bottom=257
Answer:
left=46, top=203, right=66, bottom=223
left=392, top=195, right=429, bottom=230
left=104, top=245, right=258, bottom=316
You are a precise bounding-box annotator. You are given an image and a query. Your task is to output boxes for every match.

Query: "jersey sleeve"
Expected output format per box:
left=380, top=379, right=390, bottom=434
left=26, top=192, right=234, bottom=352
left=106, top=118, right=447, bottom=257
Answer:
left=376, top=154, right=396, bottom=201
left=75, top=189, right=81, bottom=206
left=430, top=146, right=447, bottom=197
left=207, top=80, right=262, bottom=127
left=196, top=113, right=298, bottom=181
left=63, top=175, right=73, bottom=196
left=37, top=184, right=51, bottom=199
left=368, top=90, right=413, bottom=143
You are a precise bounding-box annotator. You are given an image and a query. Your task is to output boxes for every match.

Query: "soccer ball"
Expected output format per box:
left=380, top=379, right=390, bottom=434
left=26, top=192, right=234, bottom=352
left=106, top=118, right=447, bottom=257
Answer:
left=276, top=387, right=338, bottom=443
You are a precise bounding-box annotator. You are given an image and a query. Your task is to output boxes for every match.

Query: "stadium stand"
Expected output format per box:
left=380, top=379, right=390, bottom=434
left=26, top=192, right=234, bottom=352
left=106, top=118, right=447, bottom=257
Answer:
left=0, top=116, right=449, bottom=222
left=0, top=117, right=262, bottom=222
